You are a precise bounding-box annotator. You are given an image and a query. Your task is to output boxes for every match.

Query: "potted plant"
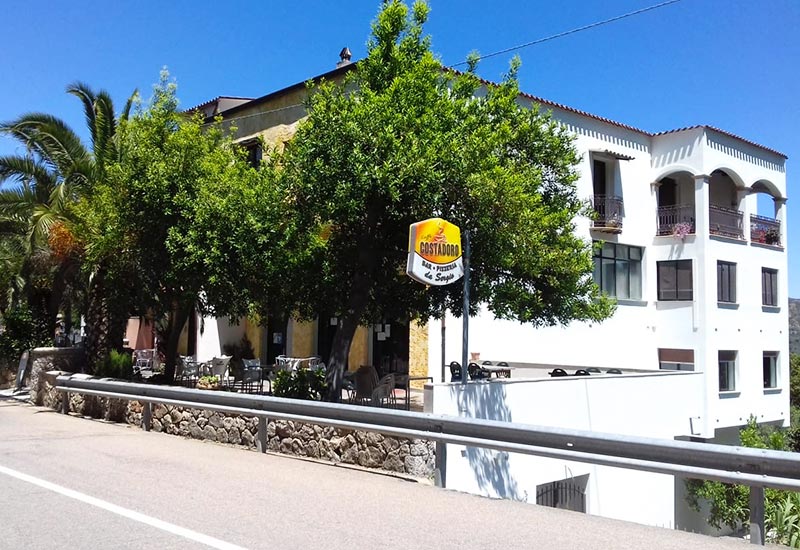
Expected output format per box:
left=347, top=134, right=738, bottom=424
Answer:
left=672, top=222, right=692, bottom=241
left=765, top=229, right=780, bottom=246
left=196, top=375, right=220, bottom=390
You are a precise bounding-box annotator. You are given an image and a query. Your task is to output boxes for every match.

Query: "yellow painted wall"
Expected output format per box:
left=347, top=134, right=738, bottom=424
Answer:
left=348, top=326, right=370, bottom=372
left=244, top=316, right=262, bottom=360
left=408, top=320, right=429, bottom=389
left=289, top=319, right=315, bottom=357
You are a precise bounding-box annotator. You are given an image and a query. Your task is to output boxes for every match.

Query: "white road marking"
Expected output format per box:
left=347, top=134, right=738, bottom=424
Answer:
left=0, top=463, right=248, bottom=550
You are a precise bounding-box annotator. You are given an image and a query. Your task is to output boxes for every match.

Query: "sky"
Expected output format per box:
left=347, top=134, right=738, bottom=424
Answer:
left=1, top=0, right=799, bottom=292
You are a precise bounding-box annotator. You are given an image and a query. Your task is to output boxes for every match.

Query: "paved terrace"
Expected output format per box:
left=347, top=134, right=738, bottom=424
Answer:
left=0, top=397, right=752, bottom=549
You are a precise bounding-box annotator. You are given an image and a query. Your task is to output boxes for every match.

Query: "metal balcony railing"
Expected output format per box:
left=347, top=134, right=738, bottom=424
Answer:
left=750, top=214, right=781, bottom=246
left=709, top=205, right=744, bottom=239
left=656, top=204, right=695, bottom=236
left=592, top=195, right=624, bottom=230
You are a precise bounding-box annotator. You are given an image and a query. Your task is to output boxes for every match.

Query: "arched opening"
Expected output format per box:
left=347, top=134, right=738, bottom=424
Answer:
left=656, top=171, right=695, bottom=236
left=750, top=180, right=782, bottom=246
left=708, top=169, right=743, bottom=239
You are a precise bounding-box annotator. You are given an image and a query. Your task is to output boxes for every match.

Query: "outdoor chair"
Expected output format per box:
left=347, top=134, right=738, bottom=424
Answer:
left=573, top=369, right=591, bottom=376
left=370, top=380, right=394, bottom=408
left=241, top=359, right=263, bottom=394
left=210, top=356, right=231, bottom=388
left=606, top=368, right=623, bottom=374
left=495, top=361, right=511, bottom=378
left=178, top=356, right=199, bottom=387
left=449, top=361, right=462, bottom=382
left=468, top=362, right=490, bottom=380
left=549, top=368, right=568, bottom=378
left=586, top=367, right=602, bottom=374
left=482, top=360, right=493, bottom=366
left=377, top=374, right=396, bottom=407
left=352, top=365, right=379, bottom=405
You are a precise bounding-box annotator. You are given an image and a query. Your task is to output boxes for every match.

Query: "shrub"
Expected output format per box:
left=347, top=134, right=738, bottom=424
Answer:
left=273, top=368, right=326, bottom=400
left=94, top=349, right=133, bottom=380
left=0, top=306, right=50, bottom=366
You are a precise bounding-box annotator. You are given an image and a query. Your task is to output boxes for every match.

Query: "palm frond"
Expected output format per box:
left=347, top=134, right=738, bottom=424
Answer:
left=66, top=81, right=99, bottom=152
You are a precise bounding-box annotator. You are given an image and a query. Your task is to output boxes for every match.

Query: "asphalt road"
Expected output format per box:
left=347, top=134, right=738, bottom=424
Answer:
left=0, top=398, right=751, bottom=550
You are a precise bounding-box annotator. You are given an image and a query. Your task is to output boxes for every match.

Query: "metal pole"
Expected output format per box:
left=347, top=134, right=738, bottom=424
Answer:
left=61, top=390, right=69, bottom=414
left=435, top=440, right=447, bottom=488
left=142, top=402, right=152, bottom=432
left=749, top=485, right=765, bottom=545
left=440, top=308, right=446, bottom=383
left=461, top=231, right=470, bottom=385
left=258, top=417, right=267, bottom=453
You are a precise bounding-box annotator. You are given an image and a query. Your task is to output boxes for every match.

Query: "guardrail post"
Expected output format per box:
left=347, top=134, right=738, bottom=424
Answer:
left=61, top=390, right=69, bottom=414
left=434, top=440, right=447, bottom=488
left=749, top=484, right=765, bottom=545
left=258, top=417, right=267, bottom=453
left=142, top=402, right=152, bottom=432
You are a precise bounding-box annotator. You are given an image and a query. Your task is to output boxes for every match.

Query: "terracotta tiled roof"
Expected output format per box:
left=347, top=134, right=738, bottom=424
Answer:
left=206, top=62, right=787, bottom=161
left=653, top=125, right=786, bottom=159
left=184, top=95, right=254, bottom=114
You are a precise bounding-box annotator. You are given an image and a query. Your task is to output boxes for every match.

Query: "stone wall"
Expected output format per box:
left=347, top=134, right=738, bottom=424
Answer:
left=40, top=377, right=436, bottom=478
left=28, top=347, right=85, bottom=401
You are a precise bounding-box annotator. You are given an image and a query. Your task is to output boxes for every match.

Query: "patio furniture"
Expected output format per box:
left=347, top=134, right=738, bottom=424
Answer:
left=178, top=356, right=199, bottom=387
left=351, top=365, right=379, bottom=405
left=395, top=374, right=434, bottom=410
left=210, top=356, right=231, bottom=387
left=377, top=374, right=396, bottom=407
left=468, top=362, right=490, bottom=380
left=241, top=359, right=263, bottom=394
left=586, top=367, right=602, bottom=374
left=606, top=368, right=623, bottom=374
left=449, top=361, right=463, bottom=382
left=573, top=369, right=591, bottom=376
left=133, top=349, right=155, bottom=377
left=370, top=380, right=394, bottom=408
left=549, top=368, right=568, bottom=378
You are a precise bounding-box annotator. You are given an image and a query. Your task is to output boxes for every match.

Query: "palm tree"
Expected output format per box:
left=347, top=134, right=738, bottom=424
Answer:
left=0, top=83, right=135, bottom=369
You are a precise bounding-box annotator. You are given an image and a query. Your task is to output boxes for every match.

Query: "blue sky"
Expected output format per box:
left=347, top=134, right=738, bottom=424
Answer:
left=2, top=0, right=798, bottom=292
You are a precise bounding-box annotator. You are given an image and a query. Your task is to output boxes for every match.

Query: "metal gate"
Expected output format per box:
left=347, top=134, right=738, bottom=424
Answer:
left=536, top=480, right=586, bottom=513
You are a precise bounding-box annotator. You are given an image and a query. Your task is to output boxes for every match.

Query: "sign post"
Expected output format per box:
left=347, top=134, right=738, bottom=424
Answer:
left=406, top=218, right=468, bottom=383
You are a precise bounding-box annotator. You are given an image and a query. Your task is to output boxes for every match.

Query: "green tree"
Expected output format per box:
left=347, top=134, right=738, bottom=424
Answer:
left=90, top=72, right=278, bottom=381
left=686, top=417, right=799, bottom=546
left=275, top=0, right=612, bottom=399
left=0, top=84, right=134, bottom=353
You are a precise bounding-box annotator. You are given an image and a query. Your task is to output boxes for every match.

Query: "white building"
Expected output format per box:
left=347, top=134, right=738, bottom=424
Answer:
left=187, top=57, right=789, bottom=531
left=425, top=90, right=789, bottom=531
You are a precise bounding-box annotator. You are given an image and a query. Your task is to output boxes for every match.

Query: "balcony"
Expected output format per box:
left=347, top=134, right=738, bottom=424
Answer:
left=592, top=195, right=624, bottom=233
left=709, top=205, right=743, bottom=240
left=657, top=205, right=695, bottom=236
left=750, top=214, right=782, bottom=247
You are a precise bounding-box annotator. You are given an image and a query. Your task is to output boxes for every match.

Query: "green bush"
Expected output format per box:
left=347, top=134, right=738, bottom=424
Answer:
left=94, top=349, right=133, bottom=380
left=273, top=368, right=326, bottom=400
left=0, top=306, right=50, bottom=366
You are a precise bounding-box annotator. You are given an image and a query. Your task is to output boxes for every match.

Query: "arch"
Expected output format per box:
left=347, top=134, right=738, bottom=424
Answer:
left=707, top=166, right=746, bottom=189
left=652, top=165, right=696, bottom=183
left=750, top=179, right=783, bottom=200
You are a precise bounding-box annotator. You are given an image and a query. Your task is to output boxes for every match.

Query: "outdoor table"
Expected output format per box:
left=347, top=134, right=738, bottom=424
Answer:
left=395, top=375, right=434, bottom=410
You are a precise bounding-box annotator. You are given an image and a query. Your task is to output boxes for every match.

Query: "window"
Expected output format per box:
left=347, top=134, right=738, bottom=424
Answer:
left=592, top=242, right=642, bottom=300
left=762, top=268, right=778, bottom=306
left=592, top=159, right=608, bottom=196
left=763, top=352, right=778, bottom=389
left=717, top=261, right=736, bottom=303
left=718, top=350, right=737, bottom=392
left=658, top=349, right=694, bottom=371
left=657, top=260, right=693, bottom=301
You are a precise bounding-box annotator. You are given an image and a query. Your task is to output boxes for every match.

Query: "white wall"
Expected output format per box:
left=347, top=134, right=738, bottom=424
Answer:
left=426, top=372, right=704, bottom=528
left=195, top=316, right=245, bottom=362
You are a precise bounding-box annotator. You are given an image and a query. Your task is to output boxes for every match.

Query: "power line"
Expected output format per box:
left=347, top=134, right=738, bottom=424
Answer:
left=451, top=0, right=685, bottom=67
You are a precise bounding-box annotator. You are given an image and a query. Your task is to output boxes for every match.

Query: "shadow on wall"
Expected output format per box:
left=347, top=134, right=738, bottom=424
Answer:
left=449, top=382, right=526, bottom=502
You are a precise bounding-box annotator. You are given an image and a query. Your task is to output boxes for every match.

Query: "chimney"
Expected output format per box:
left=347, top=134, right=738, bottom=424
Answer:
left=336, top=47, right=352, bottom=68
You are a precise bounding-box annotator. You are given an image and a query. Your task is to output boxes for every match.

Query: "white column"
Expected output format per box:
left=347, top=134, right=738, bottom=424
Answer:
left=693, top=174, right=711, bottom=238
left=775, top=197, right=787, bottom=247
left=737, top=186, right=751, bottom=241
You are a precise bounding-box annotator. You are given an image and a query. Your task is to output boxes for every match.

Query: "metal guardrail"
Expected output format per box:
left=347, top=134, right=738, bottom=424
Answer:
left=54, top=375, right=800, bottom=545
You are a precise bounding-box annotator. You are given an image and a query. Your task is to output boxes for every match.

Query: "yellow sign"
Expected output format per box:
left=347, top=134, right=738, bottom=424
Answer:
left=406, top=218, right=463, bottom=286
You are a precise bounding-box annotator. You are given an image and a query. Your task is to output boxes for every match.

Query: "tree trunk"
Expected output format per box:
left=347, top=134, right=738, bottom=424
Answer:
left=84, top=268, right=110, bottom=373
left=324, top=207, right=379, bottom=401
left=162, top=300, right=191, bottom=383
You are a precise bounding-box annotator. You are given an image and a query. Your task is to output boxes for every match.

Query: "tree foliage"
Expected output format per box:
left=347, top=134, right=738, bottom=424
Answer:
left=275, top=0, right=613, bottom=398
left=685, top=417, right=799, bottom=546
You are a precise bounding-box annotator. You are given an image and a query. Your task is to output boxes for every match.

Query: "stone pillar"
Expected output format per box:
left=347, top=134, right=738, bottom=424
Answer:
left=693, top=174, right=711, bottom=239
